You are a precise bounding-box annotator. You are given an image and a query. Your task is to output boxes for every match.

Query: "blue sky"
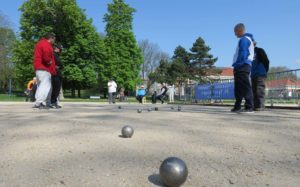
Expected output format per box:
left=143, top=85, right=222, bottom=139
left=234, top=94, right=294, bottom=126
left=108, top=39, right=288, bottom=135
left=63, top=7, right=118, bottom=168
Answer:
left=1, top=0, right=300, bottom=69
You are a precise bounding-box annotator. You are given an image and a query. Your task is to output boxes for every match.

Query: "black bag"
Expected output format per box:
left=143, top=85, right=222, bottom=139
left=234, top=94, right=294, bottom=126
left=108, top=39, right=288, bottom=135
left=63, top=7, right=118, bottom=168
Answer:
left=255, top=47, right=270, bottom=72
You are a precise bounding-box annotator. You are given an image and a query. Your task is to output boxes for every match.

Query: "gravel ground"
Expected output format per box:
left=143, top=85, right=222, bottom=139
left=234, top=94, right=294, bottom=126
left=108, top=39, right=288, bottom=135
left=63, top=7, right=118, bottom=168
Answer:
left=0, top=102, right=299, bottom=187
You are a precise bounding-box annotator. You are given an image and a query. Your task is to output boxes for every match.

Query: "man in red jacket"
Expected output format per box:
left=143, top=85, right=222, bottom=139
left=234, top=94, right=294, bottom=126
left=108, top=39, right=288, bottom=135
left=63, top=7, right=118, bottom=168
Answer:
left=33, top=33, right=56, bottom=109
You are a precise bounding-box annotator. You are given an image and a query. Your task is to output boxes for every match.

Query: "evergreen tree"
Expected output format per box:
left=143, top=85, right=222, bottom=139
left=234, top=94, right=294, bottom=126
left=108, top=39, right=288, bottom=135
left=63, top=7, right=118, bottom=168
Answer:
left=170, top=46, right=191, bottom=83
left=102, top=0, right=143, bottom=91
left=189, top=37, right=218, bottom=82
left=150, top=37, right=218, bottom=84
left=148, top=59, right=172, bottom=85
left=13, top=0, right=106, bottom=97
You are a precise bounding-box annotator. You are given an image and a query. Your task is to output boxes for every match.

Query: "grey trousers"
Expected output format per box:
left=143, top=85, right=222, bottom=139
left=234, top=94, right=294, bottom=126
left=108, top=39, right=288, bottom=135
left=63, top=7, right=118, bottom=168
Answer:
left=252, top=76, right=266, bottom=109
left=108, top=92, right=115, bottom=104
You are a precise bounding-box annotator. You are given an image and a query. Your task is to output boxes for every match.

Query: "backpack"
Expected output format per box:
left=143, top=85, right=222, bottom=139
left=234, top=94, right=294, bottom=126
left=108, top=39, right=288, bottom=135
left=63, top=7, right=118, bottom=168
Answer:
left=255, top=47, right=270, bottom=72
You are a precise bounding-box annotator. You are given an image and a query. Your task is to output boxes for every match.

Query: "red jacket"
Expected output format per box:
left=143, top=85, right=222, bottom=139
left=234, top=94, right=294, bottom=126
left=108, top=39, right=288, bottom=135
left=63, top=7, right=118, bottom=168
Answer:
left=33, top=38, right=56, bottom=75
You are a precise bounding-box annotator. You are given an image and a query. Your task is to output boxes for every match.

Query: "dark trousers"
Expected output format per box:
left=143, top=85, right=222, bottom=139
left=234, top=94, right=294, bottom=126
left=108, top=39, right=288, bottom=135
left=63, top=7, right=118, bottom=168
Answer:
left=30, top=85, right=37, bottom=102
left=151, top=93, right=157, bottom=104
left=156, top=94, right=166, bottom=103
left=234, top=65, right=253, bottom=110
left=108, top=92, right=115, bottom=104
left=136, top=95, right=145, bottom=103
left=252, top=76, right=266, bottom=109
left=51, top=76, right=62, bottom=104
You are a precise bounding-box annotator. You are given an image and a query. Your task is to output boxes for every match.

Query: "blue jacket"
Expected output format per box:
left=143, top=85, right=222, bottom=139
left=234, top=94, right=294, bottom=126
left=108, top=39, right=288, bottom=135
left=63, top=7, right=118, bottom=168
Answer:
left=232, top=33, right=255, bottom=69
left=251, top=60, right=267, bottom=78
left=137, top=89, right=146, bottom=96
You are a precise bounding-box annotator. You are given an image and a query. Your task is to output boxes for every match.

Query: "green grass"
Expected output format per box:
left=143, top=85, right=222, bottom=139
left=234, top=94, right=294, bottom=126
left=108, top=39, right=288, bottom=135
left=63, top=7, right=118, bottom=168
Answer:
left=0, top=94, right=26, bottom=102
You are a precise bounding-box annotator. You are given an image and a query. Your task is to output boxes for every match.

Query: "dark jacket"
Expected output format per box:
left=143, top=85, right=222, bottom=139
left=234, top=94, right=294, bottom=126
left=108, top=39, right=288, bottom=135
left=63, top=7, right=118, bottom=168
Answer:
left=251, top=47, right=269, bottom=78
left=54, top=52, right=63, bottom=77
left=33, top=38, right=56, bottom=75
left=161, top=86, right=168, bottom=95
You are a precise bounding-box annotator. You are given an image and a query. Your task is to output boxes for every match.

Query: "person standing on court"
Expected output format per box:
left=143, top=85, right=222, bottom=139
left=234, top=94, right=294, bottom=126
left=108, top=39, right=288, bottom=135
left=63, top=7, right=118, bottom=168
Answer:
left=168, top=84, right=175, bottom=103
left=251, top=41, right=270, bottom=111
left=231, top=23, right=255, bottom=113
left=32, top=33, right=56, bottom=109
left=107, top=78, right=117, bottom=104
left=50, top=44, right=63, bottom=108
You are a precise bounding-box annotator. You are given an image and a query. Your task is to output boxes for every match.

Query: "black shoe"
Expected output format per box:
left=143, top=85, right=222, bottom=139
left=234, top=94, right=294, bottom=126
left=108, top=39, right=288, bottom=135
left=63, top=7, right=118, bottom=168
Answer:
left=50, top=103, right=62, bottom=109
left=241, top=109, right=254, bottom=113
left=40, top=103, right=50, bottom=110
left=54, top=103, right=62, bottom=109
left=231, top=108, right=241, bottom=113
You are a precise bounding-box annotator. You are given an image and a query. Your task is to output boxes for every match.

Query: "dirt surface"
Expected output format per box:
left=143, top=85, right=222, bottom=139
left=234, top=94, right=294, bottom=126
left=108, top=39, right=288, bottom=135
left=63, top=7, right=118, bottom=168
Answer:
left=0, top=102, right=299, bottom=187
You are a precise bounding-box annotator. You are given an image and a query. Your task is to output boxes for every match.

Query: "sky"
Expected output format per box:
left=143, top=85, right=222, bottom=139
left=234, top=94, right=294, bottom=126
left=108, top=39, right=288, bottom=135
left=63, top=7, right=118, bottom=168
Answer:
left=1, top=0, right=300, bottom=69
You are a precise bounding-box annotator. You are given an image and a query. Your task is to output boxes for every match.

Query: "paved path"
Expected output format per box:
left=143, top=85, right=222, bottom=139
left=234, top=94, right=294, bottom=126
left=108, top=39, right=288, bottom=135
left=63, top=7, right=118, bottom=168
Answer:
left=0, top=102, right=299, bottom=187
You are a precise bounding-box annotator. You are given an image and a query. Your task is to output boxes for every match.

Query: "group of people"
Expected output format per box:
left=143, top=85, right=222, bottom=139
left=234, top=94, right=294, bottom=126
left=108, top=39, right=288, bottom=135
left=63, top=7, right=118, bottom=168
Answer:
left=32, top=24, right=268, bottom=110
left=232, top=23, right=270, bottom=113
left=106, top=81, right=175, bottom=105
left=32, top=33, right=63, bottom=109
left=135, top=83, right=175, bottom=104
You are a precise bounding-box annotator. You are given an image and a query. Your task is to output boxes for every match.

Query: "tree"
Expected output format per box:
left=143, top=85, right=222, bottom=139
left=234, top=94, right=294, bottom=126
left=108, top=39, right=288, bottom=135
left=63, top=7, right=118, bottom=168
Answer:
left=268, top=66, right=297, bottom=80
left=138, top=40, right=169, bottom=80
left=149, top=37, right=219, bottom=86
left=268, top=66, right=290, bottom=73
left=189, top=37, right=218, bottom=82
left=148, top=59, right=172, bottom=85
left=0, top=12, right=16, bottom=93
left=102, top=0, right=143, bottom=91
left=13, top=0, right=106, bottom=97
left=170, top=46, right=191, bottom=84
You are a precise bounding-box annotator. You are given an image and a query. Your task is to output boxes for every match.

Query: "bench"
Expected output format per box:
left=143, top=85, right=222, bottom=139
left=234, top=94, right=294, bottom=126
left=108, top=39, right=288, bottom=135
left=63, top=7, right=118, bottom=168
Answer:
left=90, top=96, right=101, bottom=99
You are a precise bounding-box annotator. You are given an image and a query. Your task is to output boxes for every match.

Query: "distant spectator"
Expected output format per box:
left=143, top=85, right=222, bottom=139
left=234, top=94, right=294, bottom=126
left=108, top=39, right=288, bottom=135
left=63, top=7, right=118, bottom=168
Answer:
left=168, top=84, right=175, bottom=103
left=25, top=77, right=37, bottom=102
left=119, top=88, right=125, bottom=102
left=107, top=78, right=117, bottom=104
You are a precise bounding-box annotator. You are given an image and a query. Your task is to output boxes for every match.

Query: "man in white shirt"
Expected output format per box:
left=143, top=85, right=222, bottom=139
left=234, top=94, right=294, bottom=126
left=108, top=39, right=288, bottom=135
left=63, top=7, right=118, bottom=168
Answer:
left=107, top=78, right=117, bottom=104
left=168, top=84, right=175, bottom=103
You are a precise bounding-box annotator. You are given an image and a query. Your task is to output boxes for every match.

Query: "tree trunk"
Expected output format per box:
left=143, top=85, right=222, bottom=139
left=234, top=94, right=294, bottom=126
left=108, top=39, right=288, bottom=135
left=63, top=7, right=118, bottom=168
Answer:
left=78, top=89, right=81, bottom=98
left=71, top=87, right=75, bottom=98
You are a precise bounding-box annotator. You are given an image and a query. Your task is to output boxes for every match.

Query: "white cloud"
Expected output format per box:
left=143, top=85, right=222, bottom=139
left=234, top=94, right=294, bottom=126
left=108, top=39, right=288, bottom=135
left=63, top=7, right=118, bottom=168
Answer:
left=297, top=59, right=300, bottom=64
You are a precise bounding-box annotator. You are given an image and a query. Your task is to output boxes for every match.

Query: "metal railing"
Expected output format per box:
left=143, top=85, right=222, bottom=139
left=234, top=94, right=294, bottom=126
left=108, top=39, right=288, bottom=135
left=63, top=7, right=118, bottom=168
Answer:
left=191, top=69, right=300, bottom=108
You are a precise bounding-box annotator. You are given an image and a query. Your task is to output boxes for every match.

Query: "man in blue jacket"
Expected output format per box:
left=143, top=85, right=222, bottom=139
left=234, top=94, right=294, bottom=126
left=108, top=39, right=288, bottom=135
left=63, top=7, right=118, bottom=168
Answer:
left=251, top=42, right=269, bottom=111
left=231, top=23, right=255, bottom=113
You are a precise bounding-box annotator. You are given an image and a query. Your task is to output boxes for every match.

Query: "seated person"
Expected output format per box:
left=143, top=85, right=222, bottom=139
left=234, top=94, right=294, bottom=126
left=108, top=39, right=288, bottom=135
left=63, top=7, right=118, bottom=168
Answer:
left=156, top=83, right=168, bottom=104
left=136, top=85, right=147, bottom=103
